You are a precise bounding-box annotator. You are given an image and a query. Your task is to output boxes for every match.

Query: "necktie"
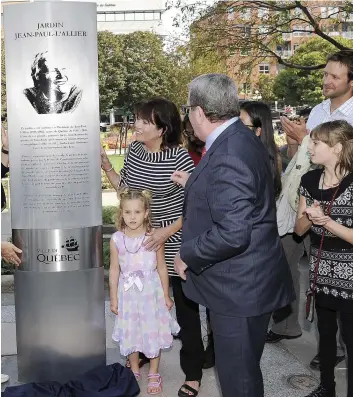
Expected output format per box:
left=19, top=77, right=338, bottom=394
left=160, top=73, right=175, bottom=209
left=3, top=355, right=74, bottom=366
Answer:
left=201, top=147, right=207, bottom=158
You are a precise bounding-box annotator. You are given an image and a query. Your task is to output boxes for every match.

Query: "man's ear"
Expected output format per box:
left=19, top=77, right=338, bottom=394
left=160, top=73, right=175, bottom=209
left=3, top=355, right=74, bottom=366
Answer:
left=196, top=106, right=206, bottom=124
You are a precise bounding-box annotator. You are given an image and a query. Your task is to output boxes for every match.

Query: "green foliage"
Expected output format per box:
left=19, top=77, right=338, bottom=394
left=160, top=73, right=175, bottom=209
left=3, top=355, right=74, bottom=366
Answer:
left=256, top=75, right=277, bottom=102
left=1, top=260, right=14, bottom=275
left=108, top=155, right=124, bottom=171
left=102, top=206, right=116, bottom=224
left=103, top=241, right=110, bottom=269
left=169, top=0, right=353, bottom=71
left=273, top=37, right=353, bottom=106
left=101, top=171, right=112, bottom=190
left=98, top=31, right=126, bottom=113
left=98, top=31, right=190, bottom=111
left=115, top=32, right=180, bottom=110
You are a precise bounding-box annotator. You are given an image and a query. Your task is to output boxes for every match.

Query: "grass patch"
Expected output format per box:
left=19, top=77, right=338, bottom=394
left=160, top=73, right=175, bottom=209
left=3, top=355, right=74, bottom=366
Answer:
left=107, top=155, right=124, bottom=172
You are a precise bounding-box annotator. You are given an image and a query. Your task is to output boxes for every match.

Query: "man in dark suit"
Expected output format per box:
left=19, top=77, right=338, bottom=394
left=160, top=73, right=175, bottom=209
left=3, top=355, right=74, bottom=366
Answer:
left=174, top=74, right=294, bottom=397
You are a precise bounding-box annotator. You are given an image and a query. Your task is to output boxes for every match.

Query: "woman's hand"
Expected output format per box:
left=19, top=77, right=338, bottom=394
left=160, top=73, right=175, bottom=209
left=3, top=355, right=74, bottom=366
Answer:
left=165, top=296, right=174, bottom=311
left=1, top=242, right=22, bottom=266
left=101, top=145, right=112, bottom=171
left=144, top=227, right=170, bottom=251
left=110, top=300, right=118, bottom=315
left=305, top=201, right=331, bottom=226
left=171, top=171, right=190, bottom=188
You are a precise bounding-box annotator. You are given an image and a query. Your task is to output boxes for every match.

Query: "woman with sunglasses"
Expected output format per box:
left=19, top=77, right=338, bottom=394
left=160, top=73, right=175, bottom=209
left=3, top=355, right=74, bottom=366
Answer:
left=240, top=101, right=306, bottom=344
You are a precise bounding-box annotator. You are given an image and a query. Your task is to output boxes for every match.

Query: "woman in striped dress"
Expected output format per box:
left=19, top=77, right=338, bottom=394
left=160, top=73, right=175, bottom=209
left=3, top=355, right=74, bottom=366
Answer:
left=101, top=98, right=206, bottom=396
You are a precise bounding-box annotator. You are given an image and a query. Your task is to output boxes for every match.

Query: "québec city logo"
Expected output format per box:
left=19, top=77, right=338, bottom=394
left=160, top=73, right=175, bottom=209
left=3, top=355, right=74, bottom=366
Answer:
left=37, top=236, right=80, bottom=264
left=62, top=237, right=79, bottom=252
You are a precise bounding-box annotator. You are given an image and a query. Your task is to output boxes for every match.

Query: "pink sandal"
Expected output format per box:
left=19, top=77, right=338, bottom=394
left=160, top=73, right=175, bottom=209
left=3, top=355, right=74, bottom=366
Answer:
left=133, top=372, right=141, bottom=382
left=147, top=373, right=162, bottom=395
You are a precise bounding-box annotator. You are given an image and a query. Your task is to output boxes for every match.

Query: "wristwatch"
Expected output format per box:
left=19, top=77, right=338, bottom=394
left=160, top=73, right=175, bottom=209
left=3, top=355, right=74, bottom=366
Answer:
left=1, top=147, right=9, bottom=155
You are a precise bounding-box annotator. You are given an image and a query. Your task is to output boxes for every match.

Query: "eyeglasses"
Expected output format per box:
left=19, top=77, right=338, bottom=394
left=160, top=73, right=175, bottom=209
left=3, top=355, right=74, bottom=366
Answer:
left=181, top=105, right=194, bottom=115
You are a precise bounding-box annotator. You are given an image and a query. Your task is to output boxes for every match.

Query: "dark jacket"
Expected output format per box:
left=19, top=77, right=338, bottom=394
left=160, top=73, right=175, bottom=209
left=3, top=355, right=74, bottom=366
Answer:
left=3, top=363, right=140, bottom=397
left=1, top=163, right=9, bottom=211
left=180, top=119, right=294, bottom=317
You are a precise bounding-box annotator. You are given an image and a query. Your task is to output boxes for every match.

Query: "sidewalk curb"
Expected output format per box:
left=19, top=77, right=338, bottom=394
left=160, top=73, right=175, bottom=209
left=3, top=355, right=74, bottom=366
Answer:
left=1, top=270, right=110, bottom=293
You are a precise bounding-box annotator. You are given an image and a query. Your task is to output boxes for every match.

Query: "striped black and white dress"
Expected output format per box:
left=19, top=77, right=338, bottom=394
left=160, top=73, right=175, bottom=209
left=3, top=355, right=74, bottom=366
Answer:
left=119, top=141, right=195, bottom=275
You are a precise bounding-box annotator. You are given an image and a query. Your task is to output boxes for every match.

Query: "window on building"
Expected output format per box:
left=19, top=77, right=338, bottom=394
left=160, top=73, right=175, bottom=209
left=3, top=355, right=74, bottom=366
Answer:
left=135, top=12, right=144, bottom=21
left=259, top=64, right=270, bottom=74
left=240, top=8, right=251, bottom=20
left=293, top=8, right=303, bottom=18
left=106, top=13, right=115, bottom=21
left=258, top=25, right=270, bottom=34
left=321, top=7, right=327, bottom=18
left=240, top=83, right=251, bottom=94
left=258, top=8, right=269, bottom=18
left=323, top=23, right=340, bottom=35
left=342, top=22, right=353, bottom=38
left=97, top=10, right=162, bottom=23
left=227, top=7, right=235, bottom=20
left=292, top=25, right=312, bottom=36
left=144, top=12, right=154, bottom=20
left=293, top=44, right=300, bottom=52
left=115, top=13, right=125, bottom=21
left=238, top=26, right=251, bottom=37
left=240, top=48, right=250, bottom=56
left=327, top=7, right=339, bottom=17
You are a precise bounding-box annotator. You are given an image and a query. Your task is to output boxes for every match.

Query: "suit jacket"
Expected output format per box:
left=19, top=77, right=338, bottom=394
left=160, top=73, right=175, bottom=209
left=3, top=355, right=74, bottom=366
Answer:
left=180, top=120, right=294, bottom=317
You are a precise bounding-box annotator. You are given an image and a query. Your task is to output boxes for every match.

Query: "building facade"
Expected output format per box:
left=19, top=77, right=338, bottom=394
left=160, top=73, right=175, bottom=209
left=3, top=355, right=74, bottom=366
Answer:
left=96, top=0, right=166, bottom=35
left=1, top=0, right=166, bottom=37
left=222, top=1, right=353, bottom=100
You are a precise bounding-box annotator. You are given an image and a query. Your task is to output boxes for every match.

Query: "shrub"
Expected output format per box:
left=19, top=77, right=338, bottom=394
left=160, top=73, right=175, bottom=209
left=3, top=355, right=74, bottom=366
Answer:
left=101, top=170, right=112, bottom=190
left=102, top=206, right=116, bottom=224
left=1, top=260, right=14, bottom=275
left=103, top=241, right=110, bottom=269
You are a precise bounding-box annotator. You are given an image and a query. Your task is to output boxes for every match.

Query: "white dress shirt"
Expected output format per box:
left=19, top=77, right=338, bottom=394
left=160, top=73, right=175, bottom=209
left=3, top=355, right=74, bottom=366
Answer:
left=205, top=117, right=238, bottom=151
left=307, top=96, right=353, bottom=131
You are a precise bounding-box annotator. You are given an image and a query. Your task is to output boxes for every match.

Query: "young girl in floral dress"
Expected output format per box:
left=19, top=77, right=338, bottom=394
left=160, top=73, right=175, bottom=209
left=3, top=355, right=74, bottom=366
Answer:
left=109, top=188, right=180, bottom=395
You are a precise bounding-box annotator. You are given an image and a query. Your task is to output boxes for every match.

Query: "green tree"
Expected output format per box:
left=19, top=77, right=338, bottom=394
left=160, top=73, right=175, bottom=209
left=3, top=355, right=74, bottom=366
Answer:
left=168, top=0, right=353, bottom=71
left=115, top=32, right=179, bottom=111
left=256, top=75, right=277, bottom=102
left=98, top=31, right=126, bottom=114
left=1, top=39, right=7, bottom=119
left=273, top=36, right=353, bottom=106
left=166, top=43, right=228, bottom=108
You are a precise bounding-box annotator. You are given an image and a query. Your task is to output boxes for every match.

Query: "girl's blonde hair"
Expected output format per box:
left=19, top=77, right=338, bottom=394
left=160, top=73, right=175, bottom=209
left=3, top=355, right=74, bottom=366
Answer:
left=115, top=187, right=153, bottom=232
left=311, top=120, right=353, bottom=175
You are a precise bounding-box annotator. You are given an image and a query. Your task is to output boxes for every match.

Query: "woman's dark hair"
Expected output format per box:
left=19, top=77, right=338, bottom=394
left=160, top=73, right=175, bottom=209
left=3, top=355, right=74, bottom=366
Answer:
left=182, top=114, right=205, bottom=155
left=240, top=101, right=282, bottom=198
left=134, top=97, right=182, bottom=150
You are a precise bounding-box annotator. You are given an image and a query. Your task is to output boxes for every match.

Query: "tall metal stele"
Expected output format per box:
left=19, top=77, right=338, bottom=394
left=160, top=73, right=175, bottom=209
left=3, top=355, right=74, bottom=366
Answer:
left=3, top=0, right=106, bottom=383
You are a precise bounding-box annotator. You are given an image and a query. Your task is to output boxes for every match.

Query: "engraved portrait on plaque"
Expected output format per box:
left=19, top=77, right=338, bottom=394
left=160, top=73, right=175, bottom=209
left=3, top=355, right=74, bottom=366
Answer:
left=23, top=51, right=82, bottom=114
